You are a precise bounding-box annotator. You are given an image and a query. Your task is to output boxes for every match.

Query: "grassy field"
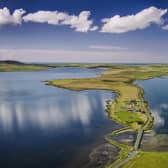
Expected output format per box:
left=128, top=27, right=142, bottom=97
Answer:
left=47, top=78, right=150, bottom=130
left=121, top=152, right=168, bottom=168
left=47, top=64, right=168, bottom=167
left=0, top=61, right=127, bottom=72
left=3, top=62, right=168, bottom=167
left=0, top=63, right=48, bottom=71
left=47, top=64, right=168, bottom=130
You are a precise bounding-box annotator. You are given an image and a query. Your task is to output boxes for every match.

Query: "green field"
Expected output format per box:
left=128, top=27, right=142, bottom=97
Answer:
left=47, top=64, right=168, bottom=130
left=0, top=61, right=124, bottom=72
left=0, top=63, right=48, bottom=71
left=47, top=67, right=155, bottom=130
left=2, top=62, right=168, bottom=167
left=47, top=64, right=168, bottom=167
left=121, top=152, right=168, bottom=168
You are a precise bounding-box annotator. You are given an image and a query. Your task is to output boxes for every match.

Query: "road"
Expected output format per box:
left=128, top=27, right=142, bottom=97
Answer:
left=113, top=151, right=137, bottom=168
left=134, top=129, right=144, bottom=150
left=112, top=110, right=150, bottom=168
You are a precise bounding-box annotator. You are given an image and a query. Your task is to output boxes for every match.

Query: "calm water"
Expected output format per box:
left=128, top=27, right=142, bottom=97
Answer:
left=137, top=77, right=168, bottom=134
left=0, top=68, right=119, bottom=168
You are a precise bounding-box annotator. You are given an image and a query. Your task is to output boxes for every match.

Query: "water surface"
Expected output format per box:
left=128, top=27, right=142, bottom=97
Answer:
left=0, top=68, right=118, bottom=168
left=137, top=77, right=168, bottom=134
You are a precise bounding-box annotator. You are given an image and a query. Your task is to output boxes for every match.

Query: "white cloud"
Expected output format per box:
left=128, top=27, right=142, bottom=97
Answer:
left=0, top=8, right=98, bottom=32
left=90, top=25, right=98, bottom=31
left=23, top=10, right=67, bottom=25
left=0, top=7, right=26, bottom=26
left=23, top=10, right=98, bottom=32
left=61, top=11, right=98, bottom=32
left=162, top=24, right=168, bottom=30
left=101, top=6, right=167, bottom=33
left=89, top=45, right=128, bottom=50
left=0, top=6, right=167, bottom=33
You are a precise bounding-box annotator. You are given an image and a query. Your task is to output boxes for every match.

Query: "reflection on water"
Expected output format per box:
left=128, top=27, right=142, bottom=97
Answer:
left=0, top=90, right=110, bottom=131
left=151, top=108, right=165, bottom=128
left=137, top=77, right=168, bottom=134
left=0, top=68, right=118, bottom=168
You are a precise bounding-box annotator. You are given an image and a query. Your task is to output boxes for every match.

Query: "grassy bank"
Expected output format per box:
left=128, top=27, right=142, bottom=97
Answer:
left=47, top=64, right=168, bottom=167
left=105, top=127, right=134, bottom=168
left=121, top=151, right=168, bottom=168
left=2, top=61, right=168, bottom=167
left=0, top=63, right=48, bottom=72
left=0, top=61, right=120, bottom=72
left=47, top=64, right=168, bottom=130
left=47, top=78, right=151, bottom=130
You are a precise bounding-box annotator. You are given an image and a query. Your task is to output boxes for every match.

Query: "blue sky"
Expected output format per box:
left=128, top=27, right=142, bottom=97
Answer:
left=0, top=0, right=168, bottom=63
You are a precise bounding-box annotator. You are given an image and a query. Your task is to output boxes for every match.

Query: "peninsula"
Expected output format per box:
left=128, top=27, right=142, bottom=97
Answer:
left=46, top=64, right=168, bottom=168
left=1, top=61, right=168, bottom=167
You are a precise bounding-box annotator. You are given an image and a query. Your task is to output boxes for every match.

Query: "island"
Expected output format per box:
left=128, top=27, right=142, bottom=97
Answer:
left=46, top=64, right=168, bottom=168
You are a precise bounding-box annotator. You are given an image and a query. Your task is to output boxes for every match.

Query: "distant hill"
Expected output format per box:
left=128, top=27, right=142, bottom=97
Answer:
left=0, top=60, right=25, bottom=65
left=0, top=60, right=50, bottom=71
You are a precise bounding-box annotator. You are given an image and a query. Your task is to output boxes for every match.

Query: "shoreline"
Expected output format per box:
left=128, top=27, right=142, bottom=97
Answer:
left=1, top=62, right=168, bottom=167
left=46, top=80, right=148, bottom=167
left=46, top=64, right=168, bottom=168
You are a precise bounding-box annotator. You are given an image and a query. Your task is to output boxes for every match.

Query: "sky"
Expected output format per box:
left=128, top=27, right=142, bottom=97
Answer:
left=0, top=0, right=168, bottom=63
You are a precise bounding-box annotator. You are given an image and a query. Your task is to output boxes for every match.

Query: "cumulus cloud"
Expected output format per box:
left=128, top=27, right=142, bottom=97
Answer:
left=1, top=6, right=167, bottom=33
left=23, top=10, right=98, bottom=32
left=101, top=6, right=167, bottom=33
left=61, top=11, right=98, bottom=32
left=23, top=10, right=67, bottom=25
left=162, top=24, right=168, bottom=30
left=0, top=7, right=26, bottom=26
